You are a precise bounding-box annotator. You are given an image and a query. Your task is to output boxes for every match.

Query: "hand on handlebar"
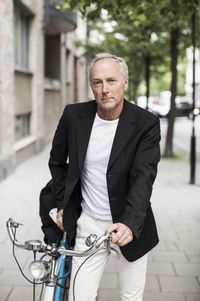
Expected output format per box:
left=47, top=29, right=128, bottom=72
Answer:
left=106, top=223, right=133, bottom=247
left=57, top=209, right=64, bottom=230
left=7, top=218, right=119, bottom=257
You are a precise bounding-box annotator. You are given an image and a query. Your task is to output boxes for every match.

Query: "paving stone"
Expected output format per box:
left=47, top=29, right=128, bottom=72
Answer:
left=153, top=241, right=168, bottom=251
left=159, top=276, right=200, bottom=293
left=0, top=269, right=31, bottom=286
left=0, top=242, right=14, bottom=256
left=179, top=240, right=200, bottom=251
left=177, top=233, right=200, bottom=243
left=98, top=289, right=120, bottom=301
left=144, top=275, right=160, bottom=292
left=0, top=254, right=28, bottom=270
left=165, top=241, right=180, bottom=251
left=158, top=232, right=179, bottom=242
left=151, top=250, right=189, bottom=263
left=144, top=292, right=185, bottom=301
left=0, top=285, right=12, bottom=301
left=187, top=221, right=200, bottom=232
left=184, top=293, right=200, bottom=301
left=185, top=251, right=200, bottom=263
left=173, top=263, right=200, bottom=276
left=147, top=262, right=175, bottom=276
left=0, top=232, right=8, bottom=244
left=167, top=223, right=189, bottom=232
left=99, top=272, right=118, bottom=289
left=6, top=285, right=42, bottom=301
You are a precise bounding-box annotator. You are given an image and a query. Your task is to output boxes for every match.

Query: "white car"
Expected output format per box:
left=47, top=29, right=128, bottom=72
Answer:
left=137, top=91, right=171, bottom=117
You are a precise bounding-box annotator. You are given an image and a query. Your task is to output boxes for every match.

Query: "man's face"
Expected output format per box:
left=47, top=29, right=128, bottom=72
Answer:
left=90, top=58, right=128, bottom=118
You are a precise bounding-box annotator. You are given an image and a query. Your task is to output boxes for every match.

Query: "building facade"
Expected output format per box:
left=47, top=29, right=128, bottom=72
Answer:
left=0, top=0, right=89, bottom=180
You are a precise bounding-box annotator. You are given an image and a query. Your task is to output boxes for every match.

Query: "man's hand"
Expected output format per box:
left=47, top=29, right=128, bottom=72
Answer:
left=106, top=223, right=133, bottom=247
left=57, top=209, right=64, bottom=230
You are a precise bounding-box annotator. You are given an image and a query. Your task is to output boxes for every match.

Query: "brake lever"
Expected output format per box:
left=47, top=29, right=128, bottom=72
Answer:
left=8, top=218, right=23, bottom=228
left=104, top=233, right=120, bottom=258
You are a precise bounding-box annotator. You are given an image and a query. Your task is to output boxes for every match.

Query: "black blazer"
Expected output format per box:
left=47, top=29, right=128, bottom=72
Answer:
left=49, top=100, right=160, bottom=261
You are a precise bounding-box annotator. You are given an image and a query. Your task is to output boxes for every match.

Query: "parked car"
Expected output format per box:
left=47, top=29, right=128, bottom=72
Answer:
left=150, top=91, right=170, bottom=117
left=174, top=96, right=192, bottom=117
left=137, top=91, right=171, bottom=117
left=137, top=93, right=200, bottom=118
left=173, top=97, right=200, bottom=118
left=194, top=102, right=200, bottom=116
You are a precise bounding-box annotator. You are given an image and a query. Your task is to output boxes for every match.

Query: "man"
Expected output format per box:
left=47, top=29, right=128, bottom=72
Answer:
left=49, top=53, right=160, bottom=301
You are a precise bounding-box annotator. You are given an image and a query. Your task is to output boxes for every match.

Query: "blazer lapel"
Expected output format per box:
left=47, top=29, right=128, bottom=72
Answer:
left=107, top=100, right=136, bottom=171
left=76, top=101, right=97, bottom=172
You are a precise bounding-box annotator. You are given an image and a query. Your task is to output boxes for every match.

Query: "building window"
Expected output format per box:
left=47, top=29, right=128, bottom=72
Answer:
left=45, top=35, right=60, bottom=80
left=14, top=5, right=30, bottom=70
left=15, top=113, right=31, bottom=141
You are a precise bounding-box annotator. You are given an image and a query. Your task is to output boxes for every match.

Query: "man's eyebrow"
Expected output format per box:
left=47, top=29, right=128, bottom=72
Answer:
left=91, top=76, right=118, bottom=81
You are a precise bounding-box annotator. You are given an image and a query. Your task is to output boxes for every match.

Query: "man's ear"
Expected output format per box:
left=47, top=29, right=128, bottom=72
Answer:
left=124, top=77, right=129, bottom=90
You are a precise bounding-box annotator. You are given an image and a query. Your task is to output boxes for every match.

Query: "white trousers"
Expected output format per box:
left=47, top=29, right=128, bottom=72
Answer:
left=68, top=212, right=148, bottom=301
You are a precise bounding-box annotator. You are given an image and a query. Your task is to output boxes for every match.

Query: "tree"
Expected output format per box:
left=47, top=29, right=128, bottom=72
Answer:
left=76, top=14, right=170, bottom=102
left=62, top=0, right=200, bottom=157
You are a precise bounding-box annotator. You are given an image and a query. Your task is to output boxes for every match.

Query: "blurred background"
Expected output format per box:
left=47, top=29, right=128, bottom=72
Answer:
left=0, top=0, right=200, bottom=178
left=0, top=1, right=200, bottom=300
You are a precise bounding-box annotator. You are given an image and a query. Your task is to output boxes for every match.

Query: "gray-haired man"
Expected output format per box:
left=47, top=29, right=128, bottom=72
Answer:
left=49, top=53, right=160, bottom=300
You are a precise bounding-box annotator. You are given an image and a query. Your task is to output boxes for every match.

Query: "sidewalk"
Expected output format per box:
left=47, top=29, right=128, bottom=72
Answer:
left=0, top=143, right=200, bottom=301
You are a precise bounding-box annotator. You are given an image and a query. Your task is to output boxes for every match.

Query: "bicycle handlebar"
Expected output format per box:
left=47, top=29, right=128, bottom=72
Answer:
left=6, top=218, right=113, bottom=257
left=7, top=219, right=26, bottom=249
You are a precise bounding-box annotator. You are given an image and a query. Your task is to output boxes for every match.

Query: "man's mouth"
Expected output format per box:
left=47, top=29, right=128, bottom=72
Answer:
left=101, top=97, right=113, bottom=101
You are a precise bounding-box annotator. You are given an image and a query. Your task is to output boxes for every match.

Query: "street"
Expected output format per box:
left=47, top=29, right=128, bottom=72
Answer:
left=160, top=116, right=200, bottom=161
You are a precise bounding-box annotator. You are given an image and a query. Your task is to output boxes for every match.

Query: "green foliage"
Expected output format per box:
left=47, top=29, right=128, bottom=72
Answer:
left=63, top=0, right=200, bottom=156
left=64, top=0, right=200, bottom=99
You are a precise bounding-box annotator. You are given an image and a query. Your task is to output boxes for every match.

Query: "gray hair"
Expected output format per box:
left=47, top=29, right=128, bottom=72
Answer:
left=88, top=53, right=129, bottom=80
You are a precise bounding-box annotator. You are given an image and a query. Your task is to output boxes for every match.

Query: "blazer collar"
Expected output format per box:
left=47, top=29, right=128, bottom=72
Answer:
left=107, top=100, right=136, bottom=170
left=76, top=100, right=136, bottom=172
left=76, top=101, right=97, bottom=172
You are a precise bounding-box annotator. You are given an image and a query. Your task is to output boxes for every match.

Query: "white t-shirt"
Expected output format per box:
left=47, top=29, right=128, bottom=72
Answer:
left=81, top=113, right=119, bottom=220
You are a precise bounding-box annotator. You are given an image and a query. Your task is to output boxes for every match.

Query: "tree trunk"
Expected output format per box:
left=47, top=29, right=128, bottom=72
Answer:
left=164, top=28, right=179, bottom=157
left=145, top=55, right=151, bottom=110
left=133, top=79, right=140, bottom=103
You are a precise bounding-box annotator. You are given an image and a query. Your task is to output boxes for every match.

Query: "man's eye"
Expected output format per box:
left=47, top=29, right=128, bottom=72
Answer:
left=93, top=81, right=101, bottom=86
left=108, top=79, right=116, bottom=83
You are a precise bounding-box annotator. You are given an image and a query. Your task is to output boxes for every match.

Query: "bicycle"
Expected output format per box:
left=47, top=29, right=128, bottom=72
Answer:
left=6, top=217, right=117, bottom=301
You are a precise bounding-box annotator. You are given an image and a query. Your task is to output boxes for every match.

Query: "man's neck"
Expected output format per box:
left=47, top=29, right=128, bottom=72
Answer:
left=97, top=104, right=123, bottom=121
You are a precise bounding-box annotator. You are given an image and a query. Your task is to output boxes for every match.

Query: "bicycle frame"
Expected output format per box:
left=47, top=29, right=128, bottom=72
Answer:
left=54, top=234, right=69, bottom=301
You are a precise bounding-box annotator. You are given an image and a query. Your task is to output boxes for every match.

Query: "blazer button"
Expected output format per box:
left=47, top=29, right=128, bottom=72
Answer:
left=107, top=174, right=112, bottom=178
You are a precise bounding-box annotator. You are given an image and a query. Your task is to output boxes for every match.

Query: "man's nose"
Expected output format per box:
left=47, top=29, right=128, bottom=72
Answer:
left=102, top=82, right=109, bottom=94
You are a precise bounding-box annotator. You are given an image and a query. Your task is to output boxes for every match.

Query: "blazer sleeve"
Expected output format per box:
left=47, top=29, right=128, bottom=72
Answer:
left=118, top=117, right=161, bottom=240
left=48, top=106, right=69, bottom=211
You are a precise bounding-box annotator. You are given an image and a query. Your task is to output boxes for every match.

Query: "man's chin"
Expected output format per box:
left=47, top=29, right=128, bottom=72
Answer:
left=100, top=104, right=115, bottom=112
